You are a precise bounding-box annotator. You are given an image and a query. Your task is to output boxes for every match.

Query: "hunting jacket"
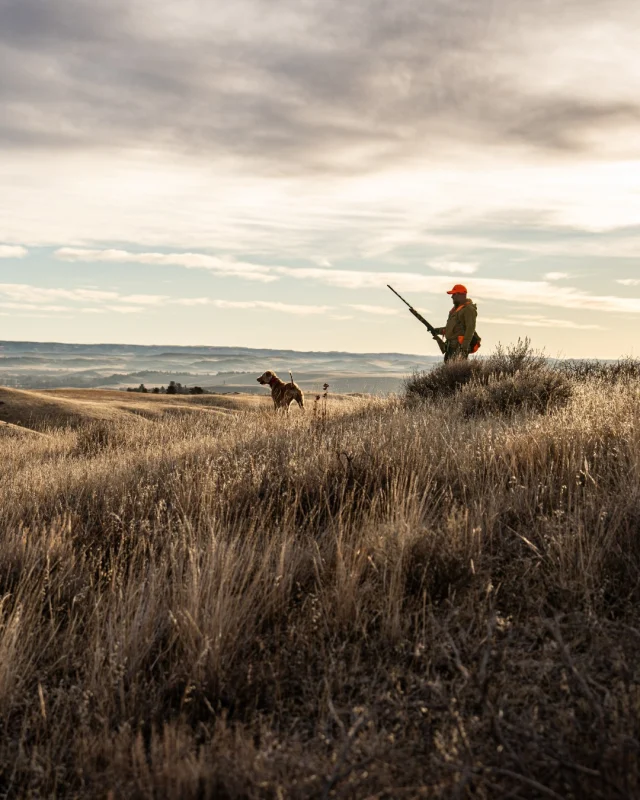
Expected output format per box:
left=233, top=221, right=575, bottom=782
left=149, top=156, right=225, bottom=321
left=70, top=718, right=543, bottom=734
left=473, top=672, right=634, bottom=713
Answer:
left=441, top=299, right=478, bottom=351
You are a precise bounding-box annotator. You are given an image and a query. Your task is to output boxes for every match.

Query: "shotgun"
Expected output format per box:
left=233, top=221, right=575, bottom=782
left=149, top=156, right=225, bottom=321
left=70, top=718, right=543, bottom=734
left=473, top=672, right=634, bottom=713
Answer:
left=387, top=284, right=447, bottom=355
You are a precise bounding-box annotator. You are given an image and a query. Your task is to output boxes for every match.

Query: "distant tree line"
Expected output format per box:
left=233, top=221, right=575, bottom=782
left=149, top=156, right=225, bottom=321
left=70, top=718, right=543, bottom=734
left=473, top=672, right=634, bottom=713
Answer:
left=126, top=381, right=205, bottom=395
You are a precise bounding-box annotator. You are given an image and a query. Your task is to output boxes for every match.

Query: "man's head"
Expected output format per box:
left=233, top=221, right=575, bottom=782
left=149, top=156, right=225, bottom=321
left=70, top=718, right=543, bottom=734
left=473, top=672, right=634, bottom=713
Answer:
left=447, top=284, right=468, bottom=305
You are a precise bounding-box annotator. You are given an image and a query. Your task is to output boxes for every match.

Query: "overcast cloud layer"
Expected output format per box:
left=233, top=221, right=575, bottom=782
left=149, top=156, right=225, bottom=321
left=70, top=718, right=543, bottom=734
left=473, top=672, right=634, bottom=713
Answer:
left=1, top=0, right=639, bottom=356
left=3, top=0, right=640, bottom=166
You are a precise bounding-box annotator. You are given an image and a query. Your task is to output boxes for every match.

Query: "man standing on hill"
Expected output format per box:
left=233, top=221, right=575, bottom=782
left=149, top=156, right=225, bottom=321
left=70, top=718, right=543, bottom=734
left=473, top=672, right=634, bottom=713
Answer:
left=437, top=284, right=478, bottom=362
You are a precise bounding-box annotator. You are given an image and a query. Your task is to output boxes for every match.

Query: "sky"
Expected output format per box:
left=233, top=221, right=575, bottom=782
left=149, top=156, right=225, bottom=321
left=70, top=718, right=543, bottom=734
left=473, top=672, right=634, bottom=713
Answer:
left=1, top=0, right=640, bottom=357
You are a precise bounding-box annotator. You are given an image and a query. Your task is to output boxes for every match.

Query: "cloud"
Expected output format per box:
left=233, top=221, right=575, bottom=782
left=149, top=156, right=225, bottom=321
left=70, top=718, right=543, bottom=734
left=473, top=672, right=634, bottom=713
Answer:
left=13, top=255, right=638, bottom=327
left=0, top=282, right=167, bottom=307
left=429, top=260, right=478, bottom=276
left=544, top=272, right=569, bottom=281
left=119, top=294, right=168, bottom=306
left=55, top=248, right=277, bottom=282
left=0, top=281, right=336, bottom=317
left=173, top=297, right=332, bottom=314
left=172, top=297, right=211, bottom=307
left=277, top=267, right=640, bottom=313
left=72, top=289, right=120, bottom=301
left=0, top=0, right=639, bottom=284
left=0, top=301, right=68, bottom=312
left=0, top=311, right=71, bottom=319
left=0, top=245, right=28, bottom=258
left=617, top=278, right=640, bottom=286
left=209, top=299, right=331, bottom=315
left=2, top=0, right=639, bottom=173
left=0, top=281, right=335, bottom=317
left=349, top=304, right=401, bottom=316
left=483, top=315, right=603, bottom=330
left=105, top=305, right=144, bottom=314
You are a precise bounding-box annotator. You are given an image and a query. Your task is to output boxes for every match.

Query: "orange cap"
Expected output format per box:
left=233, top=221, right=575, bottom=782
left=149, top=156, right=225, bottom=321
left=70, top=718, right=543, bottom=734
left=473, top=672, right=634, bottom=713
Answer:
left=446, top=284, right=468, bottom=295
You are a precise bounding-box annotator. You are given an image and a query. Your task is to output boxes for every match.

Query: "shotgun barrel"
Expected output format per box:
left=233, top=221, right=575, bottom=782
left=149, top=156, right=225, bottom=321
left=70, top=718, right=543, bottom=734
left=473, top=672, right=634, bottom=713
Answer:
left=387, top=284, right=447, bottom=355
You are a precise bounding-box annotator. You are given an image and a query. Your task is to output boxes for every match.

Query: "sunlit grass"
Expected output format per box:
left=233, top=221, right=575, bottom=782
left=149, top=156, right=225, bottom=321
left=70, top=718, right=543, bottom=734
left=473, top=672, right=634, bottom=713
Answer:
left=0, top=373, right=638, bottom=797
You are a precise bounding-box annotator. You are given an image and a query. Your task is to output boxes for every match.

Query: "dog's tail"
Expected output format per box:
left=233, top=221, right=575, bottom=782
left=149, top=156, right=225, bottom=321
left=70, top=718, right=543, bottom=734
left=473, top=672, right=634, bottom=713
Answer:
left=289, top=370, right=294, bottom=385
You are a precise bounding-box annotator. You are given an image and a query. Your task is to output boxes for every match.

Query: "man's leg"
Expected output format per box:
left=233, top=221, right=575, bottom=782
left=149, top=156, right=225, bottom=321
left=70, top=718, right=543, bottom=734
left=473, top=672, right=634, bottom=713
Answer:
left=444, top=343, right=468, bottom=362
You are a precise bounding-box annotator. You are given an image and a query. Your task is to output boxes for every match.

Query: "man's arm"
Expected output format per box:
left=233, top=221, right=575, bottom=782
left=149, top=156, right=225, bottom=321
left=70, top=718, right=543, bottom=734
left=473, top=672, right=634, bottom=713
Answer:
left=460, top=305, right=477, bottom=351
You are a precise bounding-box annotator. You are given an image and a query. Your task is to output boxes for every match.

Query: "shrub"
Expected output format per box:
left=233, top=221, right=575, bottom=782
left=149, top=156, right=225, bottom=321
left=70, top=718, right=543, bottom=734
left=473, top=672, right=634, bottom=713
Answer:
left=405, top=339, right=572, bottom=416
left=404, top=357, right=481, bottom=399
left=405, top=338, right=545, bottom=400
left=460, top=369, right=573, bottom=416
left=483, top=336, right=547, bottom=375
left=560, top=357, right=640, bottom=383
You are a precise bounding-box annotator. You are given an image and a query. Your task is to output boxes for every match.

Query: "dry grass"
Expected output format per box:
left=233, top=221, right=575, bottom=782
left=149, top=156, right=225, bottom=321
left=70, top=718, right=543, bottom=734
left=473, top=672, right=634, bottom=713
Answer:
left=0, top=387, right=273, bottom=431
left=0, top=369, right=639, bottom=798
left=42, top=388, right=271, bottom=412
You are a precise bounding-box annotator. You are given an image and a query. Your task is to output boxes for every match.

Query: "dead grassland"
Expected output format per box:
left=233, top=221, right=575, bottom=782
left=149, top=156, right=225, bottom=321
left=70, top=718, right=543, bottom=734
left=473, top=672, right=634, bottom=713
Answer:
left=0, top=387, right=271, bottom=430
left=0, top=362, right=639, bottom=798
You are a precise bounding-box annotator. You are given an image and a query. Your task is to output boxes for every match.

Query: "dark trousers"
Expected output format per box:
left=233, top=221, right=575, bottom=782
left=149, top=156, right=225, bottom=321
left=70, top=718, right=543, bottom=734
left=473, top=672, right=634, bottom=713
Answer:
left=444, top=342, right=468, bottom=362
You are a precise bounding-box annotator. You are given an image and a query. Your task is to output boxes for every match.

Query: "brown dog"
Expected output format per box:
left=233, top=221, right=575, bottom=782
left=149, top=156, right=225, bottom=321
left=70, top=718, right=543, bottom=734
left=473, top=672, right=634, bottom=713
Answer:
left=257, top=370, right=305, bottom=412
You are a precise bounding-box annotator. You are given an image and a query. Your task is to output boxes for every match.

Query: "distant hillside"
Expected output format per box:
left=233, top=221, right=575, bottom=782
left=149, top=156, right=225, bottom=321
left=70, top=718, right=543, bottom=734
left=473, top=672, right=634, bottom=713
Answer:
left=0, top=340, right=440, bottom=394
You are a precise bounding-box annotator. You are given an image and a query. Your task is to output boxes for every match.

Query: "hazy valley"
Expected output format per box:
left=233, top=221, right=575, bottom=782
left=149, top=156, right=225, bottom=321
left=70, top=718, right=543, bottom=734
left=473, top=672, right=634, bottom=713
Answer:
left=0, top=340, right=440, bottom=395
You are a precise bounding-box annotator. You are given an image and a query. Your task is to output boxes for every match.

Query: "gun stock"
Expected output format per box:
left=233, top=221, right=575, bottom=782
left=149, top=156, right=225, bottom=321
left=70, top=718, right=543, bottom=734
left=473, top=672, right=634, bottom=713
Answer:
left=387, top=285, right=447, bottom=355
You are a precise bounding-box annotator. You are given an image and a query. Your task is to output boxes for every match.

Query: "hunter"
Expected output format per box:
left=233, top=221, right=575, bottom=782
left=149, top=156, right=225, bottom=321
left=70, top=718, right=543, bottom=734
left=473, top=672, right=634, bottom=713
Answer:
left=437, top=284, right=479, bottom=361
